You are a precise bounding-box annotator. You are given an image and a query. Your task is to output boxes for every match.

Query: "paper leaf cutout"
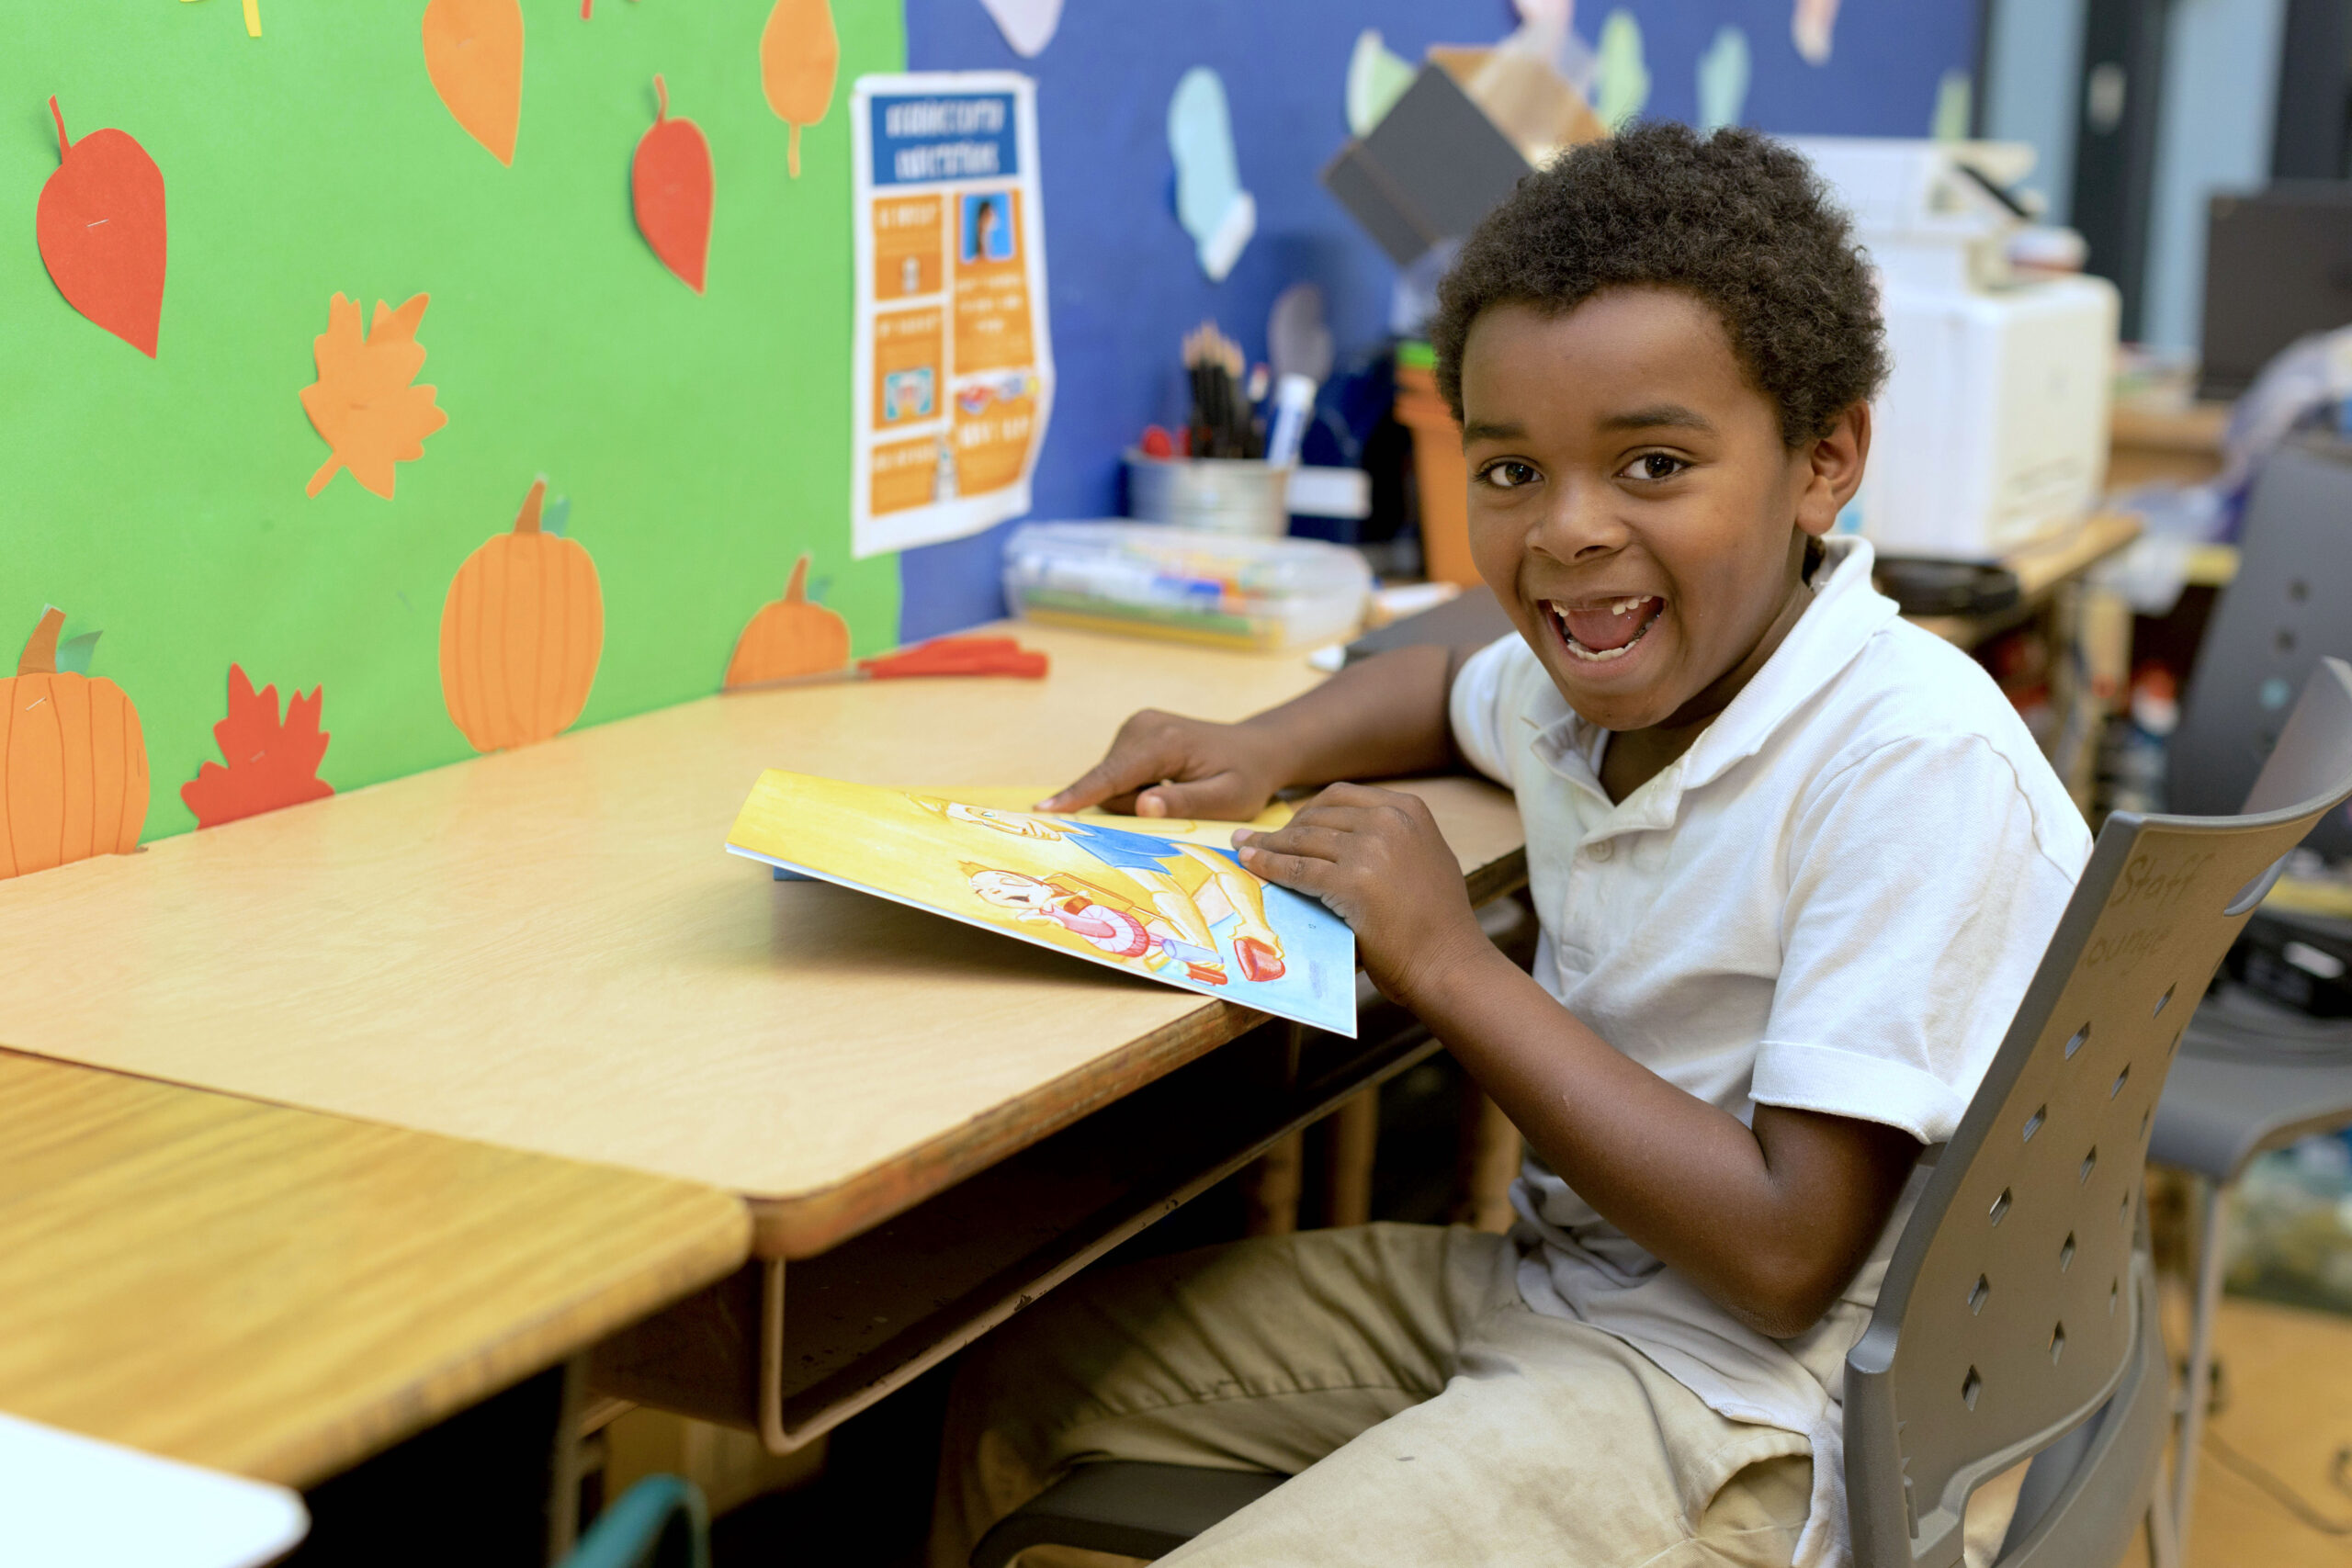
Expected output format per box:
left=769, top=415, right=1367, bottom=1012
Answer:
left=53, top=631, right=101, bottom=676
left=36, top=97, right=167, bottom=358
left=1792, top=0, right=1841, bottom=66
left=1345, top=29, right=1415, bottom=137
left=440, top=479, right=605, bottom=751
left=725, top=554, right=850, bottom=688
left=1594, top=9, right=1651, bottom=132
left=1169, top=68, right=1255, bottom=283
left=180, top=664, right=333, bottom=829
left=423, top=0, right=524, bottom=165
left=299, top=292, right=448, bottom=500
left=632, top=75, right=715, bottom=293
left=1, top=607, right=149, bottom=879
left=1932, top=68, right=1973, bottom=141
left=978, top=0, right=1062, bottom=58
left=542, top=494, right=571, bottom=536
left=1696, top=26, right=1751, bottom=134
left=761, top=0, right=838, bottom=178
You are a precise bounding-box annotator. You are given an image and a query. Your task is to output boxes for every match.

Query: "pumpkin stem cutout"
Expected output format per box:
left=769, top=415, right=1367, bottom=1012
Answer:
left=724, top=554, right=851, bottom=688
left=1, top=607, right=149, bottom=879
left=440, top=479, right=605, bottom=752
left=632, top=74, right=715, bottom=293
left=181, top=664, right=334, bottom=829
left=760, top=0, right=839, bottom=178
left=300, top=292, right=449, bottom=499
left=423, top=0, right=525, bottom=166
left=36, top=96, right=168, bottom=357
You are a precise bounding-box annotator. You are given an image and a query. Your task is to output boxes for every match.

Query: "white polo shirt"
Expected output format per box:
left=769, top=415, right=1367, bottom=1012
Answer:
left=1448, top=536, right=2090, bottom=1568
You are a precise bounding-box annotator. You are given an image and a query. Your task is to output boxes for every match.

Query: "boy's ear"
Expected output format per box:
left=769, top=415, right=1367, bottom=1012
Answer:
left=1793, top=402, right=1871, bottom=538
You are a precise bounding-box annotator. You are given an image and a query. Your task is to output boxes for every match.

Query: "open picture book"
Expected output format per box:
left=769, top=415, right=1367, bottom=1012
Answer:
left=727, top=773, right=1359, bottom=1035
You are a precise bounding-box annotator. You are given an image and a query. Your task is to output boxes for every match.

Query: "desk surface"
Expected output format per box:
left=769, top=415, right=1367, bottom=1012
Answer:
left=1908, top=510, right=2143, bottom=647
left=0, top=1412, right=307, bottom=1568
left=0, top=623, right=1524, bottom=1258
left=0, top=1051, right=749, bottom=1486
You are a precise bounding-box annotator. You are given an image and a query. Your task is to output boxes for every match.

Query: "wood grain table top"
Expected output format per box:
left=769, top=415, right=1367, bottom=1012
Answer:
left=0, top=622, right=1525, bottom=1258
left=0, top=1051, right=750, bottom=1486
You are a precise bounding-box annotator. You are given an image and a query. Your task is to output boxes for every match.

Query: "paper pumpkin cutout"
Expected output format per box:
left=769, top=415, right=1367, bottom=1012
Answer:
left=180, top=665, right=333, bottom=829
left=36, top=97, right=167, bottom=358
left=1594, top=9, right=1651, bottom=132
left=440, top=479, right=604, bottom=751
left=423, top=0, right=524, bottom=166
left=1168, top=68, right=1255, bottom=284
left=632, top=75, right=714, bottom=293
left=760, top=0, right=838, bottom=178
left=300, top=292, right=448, bottom=500
left=0, top=608, right=148, bottom=880
left=1697, top=26, right=1751, bottom=134
left=724, top=555, right=850, bottom=688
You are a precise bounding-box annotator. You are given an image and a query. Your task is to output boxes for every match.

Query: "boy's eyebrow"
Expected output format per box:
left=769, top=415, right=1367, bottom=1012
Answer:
left=1600, top=403, right=1715, bottom=434
left=1460, top=420, right=1524, bottom=444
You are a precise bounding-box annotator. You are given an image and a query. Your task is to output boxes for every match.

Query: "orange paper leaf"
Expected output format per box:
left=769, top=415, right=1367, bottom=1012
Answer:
left=299, top=292, right=448, bottom=500
left=180, top=663, right=334, bottom=829
left=423, top=0, right=524, bottom=165
left=761, top=0, right=838, bottom=178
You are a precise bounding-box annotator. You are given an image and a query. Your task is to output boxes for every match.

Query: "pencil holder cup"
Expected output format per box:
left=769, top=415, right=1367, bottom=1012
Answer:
left=1125, top=451, right=1294, bottom=537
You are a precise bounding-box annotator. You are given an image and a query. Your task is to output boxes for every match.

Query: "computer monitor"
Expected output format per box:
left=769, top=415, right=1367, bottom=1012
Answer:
left=2199, top=183, right=2352, bottom=400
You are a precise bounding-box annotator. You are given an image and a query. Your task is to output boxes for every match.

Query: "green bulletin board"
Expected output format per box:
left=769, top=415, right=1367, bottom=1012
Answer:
left=4, top=1, right=905, bottom=840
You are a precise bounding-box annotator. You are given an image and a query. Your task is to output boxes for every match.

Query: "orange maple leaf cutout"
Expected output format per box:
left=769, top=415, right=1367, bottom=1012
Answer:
left=299, top=292, right=448, bottom=499
left=180, top=663, right=334, bottom=829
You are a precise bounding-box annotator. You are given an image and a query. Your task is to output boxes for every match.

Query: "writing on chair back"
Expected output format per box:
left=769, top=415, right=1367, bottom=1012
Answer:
left=1845, top=658, right=2352, bottom=1567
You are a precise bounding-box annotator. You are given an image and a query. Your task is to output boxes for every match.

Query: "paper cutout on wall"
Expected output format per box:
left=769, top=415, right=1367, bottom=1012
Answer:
left=1344, top=29, right=1416, bottom=137
left=181, top=665, right=333, bottom=829
left=1792, top=0, right=1841, bottom=66
left=1931, top=68, right=1972, bottom=141
left=761, top=0, right=839, bottom=178
left=440, top=479, right=604, bottom=752
left=1697, top=26, right=1751, bottom=134
left=633, top=75, right=714, bottom=293
left=36, top=98, right=167, bottom=358
left=180, top=0, right=263, bottom=37
left=725, top=555, right=851, bottom=689
left=978, top=0, right=1062, bottom=58
left=300, top=293, right=448, bottom=500
left=53, top=631, right=102, bottom=676
left=423, top=0, right=524, bottom=166
left=1593, top=10, right=1650, bottom=132
left=0, top=608, right=148, bottom=880
left=1169, top=67, right=1255, bottom=284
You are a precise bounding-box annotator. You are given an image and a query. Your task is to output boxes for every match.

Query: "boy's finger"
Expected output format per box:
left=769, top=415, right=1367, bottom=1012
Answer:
left=1236, top=843, right=1336, bottom=896
left=1036, top=749, right=1176, bottom=812
left=1240, top=823, right=1350, bottom=864
left=1135, top=773, right=1252, bottom=819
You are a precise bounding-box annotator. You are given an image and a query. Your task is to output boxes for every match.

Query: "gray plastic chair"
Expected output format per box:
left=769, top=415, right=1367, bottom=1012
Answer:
left=971, top=661, right=2352, bottom=1568
left=2150, top=439, right=2352, bottom=1553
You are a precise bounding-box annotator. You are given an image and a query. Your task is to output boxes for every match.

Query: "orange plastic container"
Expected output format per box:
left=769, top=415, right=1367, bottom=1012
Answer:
left=1394, top=360, right=1478, bottom=587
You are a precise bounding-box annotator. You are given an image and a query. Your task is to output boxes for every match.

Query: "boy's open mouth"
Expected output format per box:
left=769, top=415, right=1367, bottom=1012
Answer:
left=1546, top=595, right=1666, bottom=663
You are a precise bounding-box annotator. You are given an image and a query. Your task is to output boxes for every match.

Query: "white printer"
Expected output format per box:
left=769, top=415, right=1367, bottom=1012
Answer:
left=1787, top=138, right=2119, bottom=560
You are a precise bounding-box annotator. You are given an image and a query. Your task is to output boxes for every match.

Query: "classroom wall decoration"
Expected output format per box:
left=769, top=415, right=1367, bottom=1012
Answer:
left=761, top=0, right=840, bottom=178
left=36, top=97, right=168, bottom=359
left=0, top=610, right=149, bottom=880
left=439, top=479, right=605, bottom=752
left=423, top=0, right=527, bottom=166
left=180, top=665, right=334, bottom=829
left=300, top=293, right=449, bottom=499
left=724, top=555, right=851, bottom=689
left=1167, top=68, right=1256, bottom=285
left=631, top=75, right=716, bottom=293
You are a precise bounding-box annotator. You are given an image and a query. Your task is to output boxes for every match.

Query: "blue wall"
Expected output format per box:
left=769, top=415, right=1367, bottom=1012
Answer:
left=899, top=0, right=1984, bottom=639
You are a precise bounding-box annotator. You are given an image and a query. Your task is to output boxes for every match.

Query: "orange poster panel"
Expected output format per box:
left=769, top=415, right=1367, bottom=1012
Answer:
left=870, top=436, right=943, bottom=516
left=872, top=307, right=944, bottom=429
left=952, top=187, right=1035, bottom=374
left=953, top=392, right=1035, bottom=497
left=874, top=195, right=944, bottom=300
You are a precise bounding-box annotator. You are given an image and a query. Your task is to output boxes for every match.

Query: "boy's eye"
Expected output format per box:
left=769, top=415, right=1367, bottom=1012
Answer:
left=1618, top=452, right=1688, bottom=482
left=1477, top=460, right=1540, bottom=490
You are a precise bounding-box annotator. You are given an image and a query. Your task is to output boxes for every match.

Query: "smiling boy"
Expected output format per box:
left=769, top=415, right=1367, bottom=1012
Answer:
left=929, top=126, right=2090, bottom=1568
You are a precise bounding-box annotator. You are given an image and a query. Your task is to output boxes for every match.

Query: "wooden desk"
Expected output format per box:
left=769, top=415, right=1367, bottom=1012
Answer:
left=1906, top=509, right=2143, bottom=649
left=2109, top=399, right=2229, bottom=491
left=0, top=1051, right=749, bottom=1488
left=0, top=622, right=1525, bottom=1450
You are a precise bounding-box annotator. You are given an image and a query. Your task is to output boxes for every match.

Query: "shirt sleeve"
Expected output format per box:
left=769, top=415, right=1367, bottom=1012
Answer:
left=1749, top=733, right=2090, bottom=1145
left=1448, top=635, right=1530, bottom=789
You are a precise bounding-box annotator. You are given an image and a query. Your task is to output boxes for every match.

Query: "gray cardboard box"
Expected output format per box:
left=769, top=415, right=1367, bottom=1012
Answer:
left=1319, top=65, right=1534, bottom=268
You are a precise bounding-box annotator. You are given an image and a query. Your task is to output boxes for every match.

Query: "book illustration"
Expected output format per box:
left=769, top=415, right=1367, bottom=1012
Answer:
left=726, top=771, right=1355, bottom=1034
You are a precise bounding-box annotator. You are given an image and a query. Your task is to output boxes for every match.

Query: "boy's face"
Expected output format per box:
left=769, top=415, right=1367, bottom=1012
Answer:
left=1459, top=288, right=1862, bottom=734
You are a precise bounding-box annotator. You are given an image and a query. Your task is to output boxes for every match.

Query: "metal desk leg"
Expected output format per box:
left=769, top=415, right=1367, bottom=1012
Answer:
left=2171, top=1178, right=2229, bottom=1553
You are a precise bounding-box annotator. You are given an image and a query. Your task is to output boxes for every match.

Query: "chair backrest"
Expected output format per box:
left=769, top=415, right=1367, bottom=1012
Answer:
left=2172, top=435, right=2352, bottom=859
left=1845, top=657, right=2352, bottom=1568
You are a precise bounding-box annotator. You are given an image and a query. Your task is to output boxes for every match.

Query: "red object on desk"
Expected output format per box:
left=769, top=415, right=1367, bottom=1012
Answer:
left=859, top=636, right=1049, bottom=680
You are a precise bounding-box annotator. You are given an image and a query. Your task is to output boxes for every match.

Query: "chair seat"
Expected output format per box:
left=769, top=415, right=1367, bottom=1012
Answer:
left=970, top=1461, right=1287, bottom=1568
left=2150, top=987, right=2352, bottom=1181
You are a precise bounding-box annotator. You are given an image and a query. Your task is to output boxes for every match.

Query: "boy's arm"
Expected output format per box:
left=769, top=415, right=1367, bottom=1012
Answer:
left=1236, top=784, right=1920, bottom=1339
left=1040, top=643, right=1476, bottom=820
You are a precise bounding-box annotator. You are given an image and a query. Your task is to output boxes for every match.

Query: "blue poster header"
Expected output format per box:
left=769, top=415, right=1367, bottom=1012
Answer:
left=868, top=91, right=1021, bottom=186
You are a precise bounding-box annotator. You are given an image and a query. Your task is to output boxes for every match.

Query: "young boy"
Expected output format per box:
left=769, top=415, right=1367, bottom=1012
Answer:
left=929, top=125, right=2091, bottom=1568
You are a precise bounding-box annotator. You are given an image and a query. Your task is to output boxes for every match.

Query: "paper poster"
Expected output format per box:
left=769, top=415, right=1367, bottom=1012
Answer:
left=727, top=772, right=1356, bottom=1034
left=850, top=73, right=1054, bottom=558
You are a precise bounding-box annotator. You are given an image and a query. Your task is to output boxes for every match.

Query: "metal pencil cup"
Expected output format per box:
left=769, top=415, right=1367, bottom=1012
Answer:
left=1125, top=451, right=1294, bottom=537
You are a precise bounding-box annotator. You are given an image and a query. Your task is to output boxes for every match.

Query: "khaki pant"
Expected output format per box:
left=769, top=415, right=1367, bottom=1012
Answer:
left=928, top=1224, right=1819, bottom=1568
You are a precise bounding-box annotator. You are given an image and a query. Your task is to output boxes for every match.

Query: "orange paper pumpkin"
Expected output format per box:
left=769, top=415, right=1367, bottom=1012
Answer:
left=724, top=555, right=849, bottom=687
left=0, top=608, right=148, bottom=879
left=440, top=479, right=604, bottom=751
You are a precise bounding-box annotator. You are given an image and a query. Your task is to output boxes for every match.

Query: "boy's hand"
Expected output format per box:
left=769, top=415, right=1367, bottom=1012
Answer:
left=1235, top=783, right=1490, bottom=1004
left=1039, top=710, right=1285, bottom=820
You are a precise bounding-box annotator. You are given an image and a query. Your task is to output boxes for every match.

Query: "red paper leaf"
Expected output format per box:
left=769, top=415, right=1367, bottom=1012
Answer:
left=36, top=96, right=167, bottom=357
left=180, top=664, right=334, bottom=829
left=632, top=75, right=714, bottom=293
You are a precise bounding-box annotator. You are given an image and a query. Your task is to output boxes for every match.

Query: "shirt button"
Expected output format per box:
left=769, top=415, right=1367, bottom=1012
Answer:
left=1588, top=840, right=1613, bottom=862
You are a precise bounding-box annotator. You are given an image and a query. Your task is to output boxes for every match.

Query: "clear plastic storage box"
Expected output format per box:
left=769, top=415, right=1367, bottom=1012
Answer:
left=1003, top=522, right=1372, bottom=651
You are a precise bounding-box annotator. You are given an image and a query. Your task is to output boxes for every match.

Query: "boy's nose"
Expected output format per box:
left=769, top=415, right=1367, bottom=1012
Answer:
left=1533, top=477, right=1631, bottom=561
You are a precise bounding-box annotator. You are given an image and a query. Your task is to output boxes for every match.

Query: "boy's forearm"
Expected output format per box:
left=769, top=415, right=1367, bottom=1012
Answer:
left=1238, top=644, right=1466, bottom=792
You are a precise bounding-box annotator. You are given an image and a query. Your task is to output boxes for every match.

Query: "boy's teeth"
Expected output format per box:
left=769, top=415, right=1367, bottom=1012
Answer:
left=1551, top=595, right=1663, bottom=660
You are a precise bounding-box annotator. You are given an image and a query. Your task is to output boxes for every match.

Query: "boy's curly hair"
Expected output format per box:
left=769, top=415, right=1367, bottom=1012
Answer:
left=1429, top=122, right=1887, bottom=446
